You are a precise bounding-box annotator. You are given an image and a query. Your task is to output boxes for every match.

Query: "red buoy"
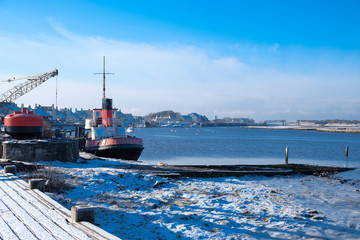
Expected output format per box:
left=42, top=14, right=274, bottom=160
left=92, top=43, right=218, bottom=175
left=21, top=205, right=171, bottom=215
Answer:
left=4, top=108, right=43, bottom=138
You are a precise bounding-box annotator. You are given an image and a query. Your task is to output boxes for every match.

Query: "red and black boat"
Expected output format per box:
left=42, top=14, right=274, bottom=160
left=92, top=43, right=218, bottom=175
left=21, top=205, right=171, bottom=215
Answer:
left=83, top=98, right=144, bottom=160
left=82, top=57, right=144, bottom=160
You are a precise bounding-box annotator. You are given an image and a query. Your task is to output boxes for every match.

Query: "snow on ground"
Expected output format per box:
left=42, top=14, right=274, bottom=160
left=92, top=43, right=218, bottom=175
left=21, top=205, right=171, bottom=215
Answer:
left=32, top=157, right=360, bottom=240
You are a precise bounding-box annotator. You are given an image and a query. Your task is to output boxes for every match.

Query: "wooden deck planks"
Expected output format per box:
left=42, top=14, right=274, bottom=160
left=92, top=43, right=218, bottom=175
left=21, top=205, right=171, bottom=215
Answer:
left=0, top=198, right=29, bottom=240
left=0, top=177, right=79, bottom=240
left=0, top=171, right=120, bottom=240
left=0, top=176, right=65, bottom=239
left=4, top=176, right=92, bottom=240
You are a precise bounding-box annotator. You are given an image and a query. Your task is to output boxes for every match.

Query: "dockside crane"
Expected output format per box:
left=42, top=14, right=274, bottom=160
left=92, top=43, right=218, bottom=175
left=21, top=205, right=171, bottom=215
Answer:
left=0, top=68, right=58, bottom=105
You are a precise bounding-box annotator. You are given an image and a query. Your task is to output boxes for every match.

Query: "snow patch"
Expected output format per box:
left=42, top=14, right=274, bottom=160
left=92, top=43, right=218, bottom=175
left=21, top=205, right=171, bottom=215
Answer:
left=32, top=159, right=360, bottom=239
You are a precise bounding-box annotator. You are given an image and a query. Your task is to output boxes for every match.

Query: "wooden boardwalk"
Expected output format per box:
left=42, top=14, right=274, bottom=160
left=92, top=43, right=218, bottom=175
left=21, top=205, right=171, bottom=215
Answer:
left=0, top=168, right=120, bottom=240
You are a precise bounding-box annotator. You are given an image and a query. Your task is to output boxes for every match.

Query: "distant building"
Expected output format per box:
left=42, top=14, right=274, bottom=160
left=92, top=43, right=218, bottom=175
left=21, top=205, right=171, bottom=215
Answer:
left=133, top=116, right=146, bottom=128
left=52, top=109, right=67, bottom=123
left=180, top=115, right=193, bottom=122
left=123, top=114, right=135, bottom=127
left=74, top=109, right=92, bottom=122
left=0, top=103, right=21, bottom=116
left=189, top=113, right=209, bottom=124
left=114, top=110, right=124, bottom=126
left=59, top=108, right=79, bottom=123
left=34, top=107, right=52, bottom=119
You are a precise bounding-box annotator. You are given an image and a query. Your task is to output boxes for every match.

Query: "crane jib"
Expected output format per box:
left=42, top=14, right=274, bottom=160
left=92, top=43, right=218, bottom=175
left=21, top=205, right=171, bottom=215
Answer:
left=0, top=68, right=58, bottom=103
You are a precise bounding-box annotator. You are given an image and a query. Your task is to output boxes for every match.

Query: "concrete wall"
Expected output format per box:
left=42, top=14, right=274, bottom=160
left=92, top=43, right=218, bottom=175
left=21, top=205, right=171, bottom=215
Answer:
left=2, top=140, right=79, bottom=162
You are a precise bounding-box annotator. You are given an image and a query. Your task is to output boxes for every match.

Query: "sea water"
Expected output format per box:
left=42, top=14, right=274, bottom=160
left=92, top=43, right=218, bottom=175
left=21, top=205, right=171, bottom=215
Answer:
left=133, top=127, right=360, bottom=167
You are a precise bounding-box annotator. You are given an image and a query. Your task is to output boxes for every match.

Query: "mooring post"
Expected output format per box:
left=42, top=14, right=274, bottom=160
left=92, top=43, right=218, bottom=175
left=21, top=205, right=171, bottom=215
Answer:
left=28, top=179, right=46, bottom=192
left=285, top=146, right=289, bottom=165
left=71, top=205, right=95, bottom=223
left=4, top=165, right=17, bottom=175
left=346, top=145, right=349, bottom=157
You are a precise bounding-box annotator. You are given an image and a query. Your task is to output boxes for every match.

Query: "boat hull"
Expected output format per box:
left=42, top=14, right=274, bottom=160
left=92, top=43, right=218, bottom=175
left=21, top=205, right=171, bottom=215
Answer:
left=84, top=137, right=144, bottom=160
left=92, top=144, right=143, bottom=160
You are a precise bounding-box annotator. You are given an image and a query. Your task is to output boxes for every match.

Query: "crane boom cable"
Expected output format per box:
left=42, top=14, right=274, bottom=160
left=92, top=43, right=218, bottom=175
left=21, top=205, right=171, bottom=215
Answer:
left=56, top=74, right=58, bottom=109
left=1, top=72, right=53, bottom=82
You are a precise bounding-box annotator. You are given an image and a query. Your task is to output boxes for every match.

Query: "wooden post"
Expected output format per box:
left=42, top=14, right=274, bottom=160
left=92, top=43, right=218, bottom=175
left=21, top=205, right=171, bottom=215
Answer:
left=346, top=145, right=349, bottom=157
left=285, top=146, right=289, bottom=165
left=71, top=205, right=95, bottom=223
left=29, top=179, right=46, bottom=192
left=4, top=165, right=17, bottom=175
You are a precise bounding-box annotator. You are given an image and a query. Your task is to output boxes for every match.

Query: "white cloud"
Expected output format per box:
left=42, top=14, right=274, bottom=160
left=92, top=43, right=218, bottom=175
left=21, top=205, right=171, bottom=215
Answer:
left=0, top=24, right=360, bottom=121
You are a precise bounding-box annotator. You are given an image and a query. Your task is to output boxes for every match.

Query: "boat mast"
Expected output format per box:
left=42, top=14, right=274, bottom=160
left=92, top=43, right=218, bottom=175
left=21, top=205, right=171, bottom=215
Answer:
left=102, top=56, right=106, bottom=99
left=94, top=56, right=114, bottom=100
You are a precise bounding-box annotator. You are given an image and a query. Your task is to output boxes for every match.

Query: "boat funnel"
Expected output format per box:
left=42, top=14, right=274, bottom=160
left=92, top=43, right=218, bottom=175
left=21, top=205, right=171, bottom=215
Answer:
left=102, top=98, right=113, bottom=127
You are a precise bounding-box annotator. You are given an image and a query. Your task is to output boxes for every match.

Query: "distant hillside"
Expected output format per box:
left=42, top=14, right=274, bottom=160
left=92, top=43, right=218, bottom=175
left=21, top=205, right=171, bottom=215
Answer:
left=144, top=110, right=181, bottom=120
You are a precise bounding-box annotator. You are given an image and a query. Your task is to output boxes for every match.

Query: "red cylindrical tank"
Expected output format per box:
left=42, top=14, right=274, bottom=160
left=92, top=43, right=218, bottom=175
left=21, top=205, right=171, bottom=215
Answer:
left=4, top=108, right=43, bottom=138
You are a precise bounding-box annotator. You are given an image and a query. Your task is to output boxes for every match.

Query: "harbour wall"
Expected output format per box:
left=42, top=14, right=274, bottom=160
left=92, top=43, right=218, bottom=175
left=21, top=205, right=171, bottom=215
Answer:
left=245, top=125, right=360, bottom=133
left=2, top=139, right=79, bottom=162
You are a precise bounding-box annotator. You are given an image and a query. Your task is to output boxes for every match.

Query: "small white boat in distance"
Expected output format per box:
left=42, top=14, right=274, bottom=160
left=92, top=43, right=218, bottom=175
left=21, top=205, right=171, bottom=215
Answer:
left=126, top=127, right=134, bottom=133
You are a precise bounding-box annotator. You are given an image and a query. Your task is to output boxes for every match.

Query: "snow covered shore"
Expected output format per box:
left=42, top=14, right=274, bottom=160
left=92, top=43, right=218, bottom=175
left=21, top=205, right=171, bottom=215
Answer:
left=39, top=157, right=360, bottom=239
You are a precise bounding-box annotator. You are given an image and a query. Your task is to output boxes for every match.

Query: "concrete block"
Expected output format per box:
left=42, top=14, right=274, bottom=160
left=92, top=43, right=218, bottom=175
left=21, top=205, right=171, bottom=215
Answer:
left=29, top=179, right=46, bottom=192
left=71, top=205, right=95, bottom=223
left=4, top=165, right=17, bottom=175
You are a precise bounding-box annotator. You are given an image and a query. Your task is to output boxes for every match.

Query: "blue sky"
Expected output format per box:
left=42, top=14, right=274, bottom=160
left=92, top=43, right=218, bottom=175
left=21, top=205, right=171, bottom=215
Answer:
left=1, top=0, right=360, bottom=121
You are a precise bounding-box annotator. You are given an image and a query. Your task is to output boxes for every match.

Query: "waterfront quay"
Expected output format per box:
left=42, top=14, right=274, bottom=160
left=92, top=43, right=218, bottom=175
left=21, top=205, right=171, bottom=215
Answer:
left=246, top=125, right=360, bottom=133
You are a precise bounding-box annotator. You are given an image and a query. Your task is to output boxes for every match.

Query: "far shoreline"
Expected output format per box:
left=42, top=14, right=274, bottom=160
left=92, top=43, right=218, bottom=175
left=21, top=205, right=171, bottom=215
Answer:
left=245, top=125, right=360, bottom=133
